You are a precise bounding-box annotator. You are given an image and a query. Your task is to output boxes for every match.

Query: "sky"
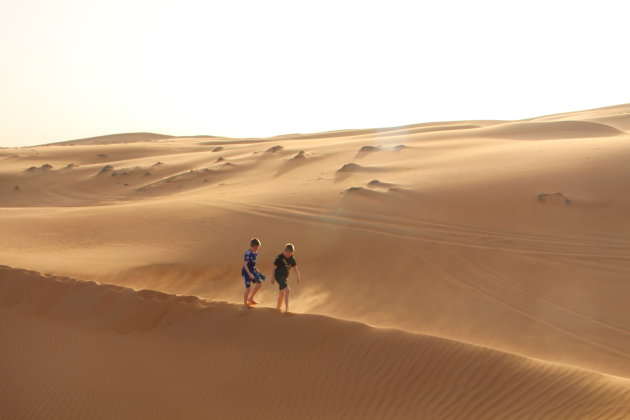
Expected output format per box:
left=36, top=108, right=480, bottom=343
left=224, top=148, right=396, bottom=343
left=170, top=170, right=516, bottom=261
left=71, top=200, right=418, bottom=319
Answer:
left=0, top=0, right=628, bottom=147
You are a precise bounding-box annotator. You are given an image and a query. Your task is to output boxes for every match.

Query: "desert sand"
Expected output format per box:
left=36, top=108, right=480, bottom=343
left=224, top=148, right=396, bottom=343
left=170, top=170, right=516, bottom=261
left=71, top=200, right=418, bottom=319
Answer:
left=1, top=103, right=630, bottom=419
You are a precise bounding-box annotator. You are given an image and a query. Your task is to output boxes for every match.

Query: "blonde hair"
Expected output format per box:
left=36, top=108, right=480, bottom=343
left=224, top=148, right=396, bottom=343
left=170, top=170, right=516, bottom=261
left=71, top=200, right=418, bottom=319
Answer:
left=284, top=243, right=295, bottom=252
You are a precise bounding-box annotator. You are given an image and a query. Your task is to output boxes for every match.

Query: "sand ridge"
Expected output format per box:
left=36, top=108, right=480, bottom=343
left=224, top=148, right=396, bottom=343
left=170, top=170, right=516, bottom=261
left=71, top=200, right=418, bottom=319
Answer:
left=1, top=265, right=629, bottom=420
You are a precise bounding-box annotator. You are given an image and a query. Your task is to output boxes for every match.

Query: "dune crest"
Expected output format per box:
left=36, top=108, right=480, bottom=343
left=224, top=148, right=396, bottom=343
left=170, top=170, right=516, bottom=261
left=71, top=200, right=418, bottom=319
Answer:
left=47, top=132, right=175, bottom=146
left=1, top=265, right=629, bottom=420
left=477, top=120, right=623, bottom=140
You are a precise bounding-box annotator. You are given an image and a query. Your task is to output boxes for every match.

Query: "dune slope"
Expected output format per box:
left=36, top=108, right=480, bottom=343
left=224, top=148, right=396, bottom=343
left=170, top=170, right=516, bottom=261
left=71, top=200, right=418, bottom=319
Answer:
left=1, top=266, right=629, bottom=420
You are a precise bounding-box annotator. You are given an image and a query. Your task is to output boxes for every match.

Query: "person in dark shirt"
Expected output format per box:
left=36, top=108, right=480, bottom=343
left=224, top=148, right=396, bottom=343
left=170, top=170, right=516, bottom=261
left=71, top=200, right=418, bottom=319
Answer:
left=272, top=243, right=301, bottom=312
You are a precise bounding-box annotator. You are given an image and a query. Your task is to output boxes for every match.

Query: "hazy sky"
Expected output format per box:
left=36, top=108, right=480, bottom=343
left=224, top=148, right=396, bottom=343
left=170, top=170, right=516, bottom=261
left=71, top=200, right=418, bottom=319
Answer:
left=1, top=0, right=628, bottom=147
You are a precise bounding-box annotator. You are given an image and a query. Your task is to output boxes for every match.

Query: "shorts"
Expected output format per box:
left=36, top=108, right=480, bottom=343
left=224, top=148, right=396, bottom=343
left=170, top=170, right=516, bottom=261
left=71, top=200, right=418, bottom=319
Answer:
left=275, top=275, right=288, bottom=291
left=243, top=273, right=262, bottom=288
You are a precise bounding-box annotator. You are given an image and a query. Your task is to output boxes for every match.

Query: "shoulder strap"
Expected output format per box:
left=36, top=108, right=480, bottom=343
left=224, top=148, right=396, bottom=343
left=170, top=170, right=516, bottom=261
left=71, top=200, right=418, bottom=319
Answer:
left=283, top=256, right=292, bottom=269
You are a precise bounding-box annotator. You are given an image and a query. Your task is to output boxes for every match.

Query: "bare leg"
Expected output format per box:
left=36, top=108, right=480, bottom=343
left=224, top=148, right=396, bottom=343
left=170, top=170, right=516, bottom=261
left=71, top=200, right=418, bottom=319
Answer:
left=284, top=287, right=290, bottom=312
left=244, top=287, right=250, bottom=307
left=277, top=290, right=284, bottom=310
left=248, top=283, right=262, bottom=303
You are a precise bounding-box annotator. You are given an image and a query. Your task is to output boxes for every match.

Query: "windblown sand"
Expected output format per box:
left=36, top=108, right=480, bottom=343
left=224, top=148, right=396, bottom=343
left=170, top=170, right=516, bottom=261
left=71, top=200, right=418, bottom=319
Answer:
left=1, top=103, right=630, bottom=419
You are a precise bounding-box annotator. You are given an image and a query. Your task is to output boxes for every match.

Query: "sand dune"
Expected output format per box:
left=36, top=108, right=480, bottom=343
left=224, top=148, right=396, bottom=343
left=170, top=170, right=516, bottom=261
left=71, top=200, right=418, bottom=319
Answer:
left=587, top=114, right=630, bottom=131
left=46, top=132, right=175, bottom=146
left=2, top=103, right=630, bottom=418
left=530, top=103, right=630, bottom=124
left=271, top=119, right=505, bottom=141
left=1, top=266, right=629, bottom=420
left=474, top=120, right=623, bottom=140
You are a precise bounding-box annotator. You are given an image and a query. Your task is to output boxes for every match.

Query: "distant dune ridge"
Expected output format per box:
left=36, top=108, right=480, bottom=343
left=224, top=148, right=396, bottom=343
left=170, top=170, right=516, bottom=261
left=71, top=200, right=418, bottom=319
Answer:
left=1, top=103, right=630, bottom=419
left=46, top=132, right=175, bottom=146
